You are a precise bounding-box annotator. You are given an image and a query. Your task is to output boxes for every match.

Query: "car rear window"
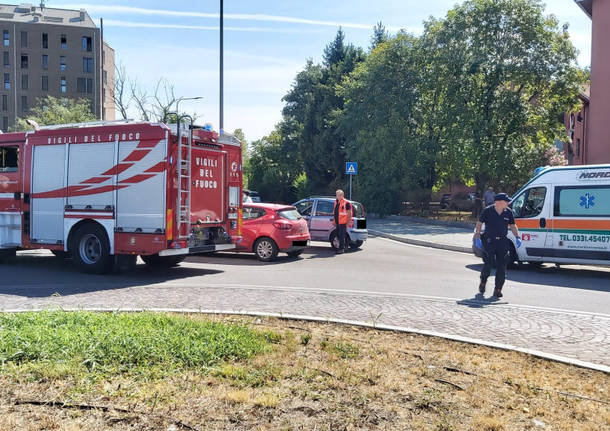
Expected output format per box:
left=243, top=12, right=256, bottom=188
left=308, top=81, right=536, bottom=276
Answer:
left=278, top=208, right=302, bottom=220
left=351, top=202, right=365, bottom=218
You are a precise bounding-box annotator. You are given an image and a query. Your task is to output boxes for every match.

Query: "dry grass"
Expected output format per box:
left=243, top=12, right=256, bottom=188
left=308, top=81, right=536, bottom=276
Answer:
left=1, top=314, right=608, bottom=431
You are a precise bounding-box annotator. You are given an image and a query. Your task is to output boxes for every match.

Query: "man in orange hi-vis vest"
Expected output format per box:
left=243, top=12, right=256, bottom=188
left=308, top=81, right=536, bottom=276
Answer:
left=333, top=189, right=352, bottom=254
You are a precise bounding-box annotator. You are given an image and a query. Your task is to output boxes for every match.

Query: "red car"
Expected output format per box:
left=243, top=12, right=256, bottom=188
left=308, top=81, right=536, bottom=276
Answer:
left=235, top=203, right=310, bottom=261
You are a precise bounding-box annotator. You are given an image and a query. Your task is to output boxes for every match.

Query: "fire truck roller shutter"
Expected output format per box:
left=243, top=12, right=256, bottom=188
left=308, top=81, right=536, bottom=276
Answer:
left=31, top=144, right=66, bottom=243
left=67, top=142, right=115, bottom=209
left=116, top=139, right=166, bottom=232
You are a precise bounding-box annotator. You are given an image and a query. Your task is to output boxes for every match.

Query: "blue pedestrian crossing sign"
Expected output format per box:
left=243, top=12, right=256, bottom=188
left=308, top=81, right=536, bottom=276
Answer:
left=346, top=162, right=358, bottom=175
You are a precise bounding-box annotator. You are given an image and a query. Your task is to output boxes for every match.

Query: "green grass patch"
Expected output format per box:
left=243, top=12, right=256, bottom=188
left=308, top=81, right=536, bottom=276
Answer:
left=0, top=311, right=272, bottom=380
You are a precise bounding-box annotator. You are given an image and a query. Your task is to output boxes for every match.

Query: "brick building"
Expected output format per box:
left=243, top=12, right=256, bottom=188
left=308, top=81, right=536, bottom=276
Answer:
left=0, top=3, right=114, bottom=131
left=573, top=0, right=610, bottom=164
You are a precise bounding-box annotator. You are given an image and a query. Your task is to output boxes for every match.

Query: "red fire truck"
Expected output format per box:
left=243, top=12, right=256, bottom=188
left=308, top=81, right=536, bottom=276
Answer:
left=0, top=120, right=243, bottom=273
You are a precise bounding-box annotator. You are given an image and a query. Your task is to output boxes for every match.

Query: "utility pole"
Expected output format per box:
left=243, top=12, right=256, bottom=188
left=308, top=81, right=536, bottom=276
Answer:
left=219, top=0, right=224, bottom=135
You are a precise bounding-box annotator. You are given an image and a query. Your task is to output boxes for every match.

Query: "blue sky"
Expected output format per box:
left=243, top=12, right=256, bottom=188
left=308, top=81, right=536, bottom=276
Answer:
left=53, top=0, right=592, bottom=142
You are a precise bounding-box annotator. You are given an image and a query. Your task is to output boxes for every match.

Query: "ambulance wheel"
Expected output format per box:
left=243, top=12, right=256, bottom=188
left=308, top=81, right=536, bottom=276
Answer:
left=349, top=239, right=363, bottom=249
left=254, top=237, right=278, bottom=262
left=141, top=254, right=186, bottom=268
left=71, top=223, right=112, bottom=274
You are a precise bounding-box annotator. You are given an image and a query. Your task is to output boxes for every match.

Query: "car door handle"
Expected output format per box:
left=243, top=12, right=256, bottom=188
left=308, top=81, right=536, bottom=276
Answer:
left=539, top=218, right=546, bottom=228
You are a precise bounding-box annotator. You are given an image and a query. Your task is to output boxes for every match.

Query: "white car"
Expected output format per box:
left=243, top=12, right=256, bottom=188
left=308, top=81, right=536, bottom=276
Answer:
left=293, top=197, right=368, bottom=250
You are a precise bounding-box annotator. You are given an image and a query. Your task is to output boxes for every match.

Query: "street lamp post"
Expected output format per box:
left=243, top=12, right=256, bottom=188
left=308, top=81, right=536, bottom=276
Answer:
left=219, top=0, right=224, bottom=135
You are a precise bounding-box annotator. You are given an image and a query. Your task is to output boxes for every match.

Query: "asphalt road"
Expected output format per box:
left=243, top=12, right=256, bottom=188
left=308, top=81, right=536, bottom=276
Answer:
left=1, top=236, right=609, bottom=315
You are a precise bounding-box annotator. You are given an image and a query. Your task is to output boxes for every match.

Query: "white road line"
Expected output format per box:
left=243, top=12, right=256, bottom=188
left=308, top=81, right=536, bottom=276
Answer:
left=157, top=279, right=610, bottom=319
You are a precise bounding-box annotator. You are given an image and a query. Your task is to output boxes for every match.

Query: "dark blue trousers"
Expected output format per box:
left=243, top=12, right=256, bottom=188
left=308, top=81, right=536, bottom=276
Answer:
left=480, top=237, right=509, bottom=290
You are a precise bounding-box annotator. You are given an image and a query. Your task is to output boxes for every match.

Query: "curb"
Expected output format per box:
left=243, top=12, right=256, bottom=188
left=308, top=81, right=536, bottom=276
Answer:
left=369, top=229, right=473, bottom=254
left=3, top=307, right=608, bottom=374
left=387, top=215, right=476, bottom=229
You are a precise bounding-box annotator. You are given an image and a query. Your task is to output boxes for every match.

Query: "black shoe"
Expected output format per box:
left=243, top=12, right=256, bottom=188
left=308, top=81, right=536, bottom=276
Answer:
left=478, top=283, right=486, bottom=294
left=493, top=289, right=503, bottom=298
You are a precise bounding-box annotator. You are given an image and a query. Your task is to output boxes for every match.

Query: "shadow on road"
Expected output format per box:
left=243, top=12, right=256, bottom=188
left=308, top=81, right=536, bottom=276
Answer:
left=189, top=244, right=360, bottom=265
left=456, top=294, right=508, bottom=309
left=0, top=252, right=223, bottom=299
left=465, top=263, right=610, bottom=293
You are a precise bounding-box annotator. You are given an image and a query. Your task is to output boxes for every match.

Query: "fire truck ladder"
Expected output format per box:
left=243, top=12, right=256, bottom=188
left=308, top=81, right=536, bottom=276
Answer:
left=176, top=115, right=194, bottom=241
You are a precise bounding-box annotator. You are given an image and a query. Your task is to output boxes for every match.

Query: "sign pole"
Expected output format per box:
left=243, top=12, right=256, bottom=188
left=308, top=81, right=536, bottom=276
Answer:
left=349, top=175, right=352, bottom=200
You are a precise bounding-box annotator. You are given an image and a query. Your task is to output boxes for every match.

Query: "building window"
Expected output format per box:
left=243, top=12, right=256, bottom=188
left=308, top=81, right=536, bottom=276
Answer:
left=42, top=33, right=48, bottom=49
left=103, top=70, right=107, bottom=84
left=60, top=34, right=67, bottom=49
left=3, top=30, right=9, bottom=47
left=21, top=74, right=27, bottom=90
left=3, top=73, right=9, bottom=90
left=21, top=96, right=27, bottom=112
left=2, top=94, right=7, bottom=111
left=2, top=116, right=7, bottom=132
left=82, top=57, right=93, bottom=73
left=77, top=77, right=93, bottom=93
left=60, top=76, right=66, bottom=93
left=3, top=51, right=8, bottom=68
left=20, top=31, right=27, bottom=48
left=20, top=54, right=27, bottom=69
left=41, top=75, right=48, bottom=91
left=42, top=54, right=48, bottom=70
left=60, top=56, right=66, bottom=71
left=576, top=138, right=581, bottom=157
left=82, top=36, right=92, bottom=52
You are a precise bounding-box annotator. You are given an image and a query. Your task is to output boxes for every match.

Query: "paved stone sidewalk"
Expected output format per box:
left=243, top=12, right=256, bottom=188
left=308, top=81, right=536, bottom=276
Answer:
left=368, top=216, right=474, bottom=252
left=3, top=283, right=609, bottom=371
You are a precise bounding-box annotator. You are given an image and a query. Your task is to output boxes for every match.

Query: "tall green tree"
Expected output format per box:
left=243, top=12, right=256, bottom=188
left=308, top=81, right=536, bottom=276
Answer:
left=430, top=0, right=583, bottom=194
left=282, top=29, right=365, bottom=194
left=12, top=96, right=96, bottom=131
left=340, top=34, right=420, bottom=215
left=247, top=125, right=302, bottom=204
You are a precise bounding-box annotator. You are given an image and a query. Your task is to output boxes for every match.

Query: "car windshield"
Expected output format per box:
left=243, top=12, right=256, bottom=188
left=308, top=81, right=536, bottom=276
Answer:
left=351, top=202, right=365, bottom=218
left=278, top=208, right=302, bottom=220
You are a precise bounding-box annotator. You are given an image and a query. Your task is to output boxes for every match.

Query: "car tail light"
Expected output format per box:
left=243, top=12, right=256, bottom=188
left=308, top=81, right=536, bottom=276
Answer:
left=273, top=221, right=292, bottom=230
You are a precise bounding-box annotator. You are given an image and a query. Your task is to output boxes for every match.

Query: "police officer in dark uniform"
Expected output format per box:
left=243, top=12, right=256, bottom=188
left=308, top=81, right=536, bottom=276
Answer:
left=473, top=193, right=521, bottom=298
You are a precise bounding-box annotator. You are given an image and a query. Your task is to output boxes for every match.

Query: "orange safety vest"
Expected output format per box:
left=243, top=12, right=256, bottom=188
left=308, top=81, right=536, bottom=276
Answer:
left=333, top=199, right=350, bottom=225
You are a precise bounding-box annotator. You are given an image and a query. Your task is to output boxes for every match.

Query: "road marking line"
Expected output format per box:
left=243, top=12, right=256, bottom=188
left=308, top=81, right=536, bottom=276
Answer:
left=157, top=280, right=610, bottom=319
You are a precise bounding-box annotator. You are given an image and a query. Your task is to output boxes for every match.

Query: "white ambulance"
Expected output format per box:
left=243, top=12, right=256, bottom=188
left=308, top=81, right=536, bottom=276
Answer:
left=506, top=164, right=610, bottom=267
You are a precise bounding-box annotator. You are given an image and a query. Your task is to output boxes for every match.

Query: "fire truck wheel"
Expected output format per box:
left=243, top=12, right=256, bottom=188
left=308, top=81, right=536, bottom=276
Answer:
left=71, top=223, right=112, bottom=274
left=254, top=237, right=278, bottom=262
left=140, top=254, right=186, bottom=268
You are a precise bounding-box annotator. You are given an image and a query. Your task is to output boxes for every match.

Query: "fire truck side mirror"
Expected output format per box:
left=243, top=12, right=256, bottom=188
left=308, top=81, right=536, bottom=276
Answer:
left=14, top=192, right=21, bottom=200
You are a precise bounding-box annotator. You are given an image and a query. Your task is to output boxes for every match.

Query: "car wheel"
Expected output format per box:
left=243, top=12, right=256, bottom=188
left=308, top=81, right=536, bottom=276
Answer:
left=141, top=254, right=186, bottom=268
left=349, top=239, right=363, bottom=249
left=330, top=231, right=340, bottom=251
left=287, top=250, right=303, bottom=258
left=254, top=237, right=278, bottom=262
left=71, top=223, right=112, bottom=274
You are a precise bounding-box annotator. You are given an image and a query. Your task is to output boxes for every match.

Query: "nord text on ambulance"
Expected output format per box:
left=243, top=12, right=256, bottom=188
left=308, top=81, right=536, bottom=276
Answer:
left=505, top=164, right=610, bottom=267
